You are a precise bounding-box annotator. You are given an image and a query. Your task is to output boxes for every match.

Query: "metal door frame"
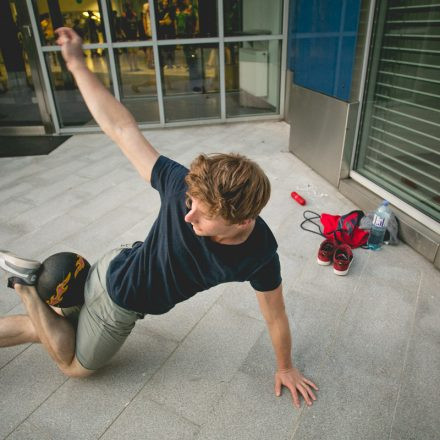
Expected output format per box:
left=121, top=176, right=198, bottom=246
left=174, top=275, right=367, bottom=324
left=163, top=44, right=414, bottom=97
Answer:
left=23, top=0, right=288, bottom=134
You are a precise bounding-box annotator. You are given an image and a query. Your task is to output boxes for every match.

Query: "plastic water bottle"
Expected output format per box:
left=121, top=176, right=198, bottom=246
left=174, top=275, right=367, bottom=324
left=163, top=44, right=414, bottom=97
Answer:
left=368, top=200, right=391, bottom=250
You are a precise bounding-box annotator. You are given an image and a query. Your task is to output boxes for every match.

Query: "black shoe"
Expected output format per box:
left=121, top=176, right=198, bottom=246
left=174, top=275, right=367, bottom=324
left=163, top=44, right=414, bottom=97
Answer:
left=0, top=250, right=41, bottom=287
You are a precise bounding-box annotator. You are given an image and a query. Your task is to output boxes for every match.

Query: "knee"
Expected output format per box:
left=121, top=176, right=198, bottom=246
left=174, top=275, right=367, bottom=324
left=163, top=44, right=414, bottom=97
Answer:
left=62, top=368, right=95, bottom=378
left=59, top=357, right=96, bottom=378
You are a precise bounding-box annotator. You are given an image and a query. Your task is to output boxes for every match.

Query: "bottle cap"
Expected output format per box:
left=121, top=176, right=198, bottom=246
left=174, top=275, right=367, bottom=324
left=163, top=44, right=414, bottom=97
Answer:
left=383, top=200, right=389, bottom=206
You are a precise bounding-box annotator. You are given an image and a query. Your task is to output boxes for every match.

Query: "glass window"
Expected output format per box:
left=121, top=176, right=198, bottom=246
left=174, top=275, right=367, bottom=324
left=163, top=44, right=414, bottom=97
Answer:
left=109, top=0, right=152, bottom=42
left=0, top=1, right=44, bottom=126
left=33, top=0, right=105, bottom=45
left=45, top=49, right=112, bottom=127
left=154, top=0, right=217, bottom=40
left=114, top=47, right=160, bottom=123
left=355, top=1, right=440, bottom=222
left=225, top=40, right=281, bottom=117
left=224, top=0, right=282, bottom=37
left=159, top=43, right=220, bottom=121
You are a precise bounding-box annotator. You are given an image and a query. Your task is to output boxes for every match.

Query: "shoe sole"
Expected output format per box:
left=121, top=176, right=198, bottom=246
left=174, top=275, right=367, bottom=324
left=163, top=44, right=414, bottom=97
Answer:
left=333, top=259, right=353, bottom=276
left=0, top=251, right=41, bottom=270
left=0, top=250, right=41, bottom=283
left=317, top=258, right=331, bottom=266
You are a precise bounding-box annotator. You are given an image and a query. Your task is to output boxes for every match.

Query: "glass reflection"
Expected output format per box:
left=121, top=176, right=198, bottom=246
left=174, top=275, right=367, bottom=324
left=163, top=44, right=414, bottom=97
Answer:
left=225, top=40, right=281, bottom=117
left=160, top=44, right=220, bottom=121
left=109, top=0, right=152, bottom=42
left=115, top=49, right=160, bottom=123
left=154, top=0, right=217, bottom=39
left=34, top=0, right=105, bottom=45
left=224, top=0, right=282, bottom=37
left=45, top=50, right=111, bottom=127
left=0, top=1, right=43, bottom=125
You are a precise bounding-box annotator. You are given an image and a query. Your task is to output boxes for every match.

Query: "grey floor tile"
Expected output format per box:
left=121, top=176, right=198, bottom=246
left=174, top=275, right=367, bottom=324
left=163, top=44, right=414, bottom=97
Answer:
left=326, top=280, right=418, bottom=386
left=1, top=122, right=439, bottom=440
left=141, top=303, right=265, bottom=424
left=292, top=359, right=398, bottom=440
left=0, top=281, right=20, bottom=315
left=7, top=421, right=53, bottom=440
left=11, top=189, right=89, bottom=232
left=136, top=284, right=223, bottom=342
left=0, top=181, right=35, bottom=204
left=27, top=327, right=177, bottom=440
left=389, top=267, right=440, bottom=440
left=101, top=399, right=199, bottom=440
left=66, top=180, right=144, bottom=224
left=197, top=372, right=299, bottom=440
left=217, top=281, right=264, bottom=322
left=3, top=214, right=89, bottom=260
left=0, top=345, right=67, bottom=439
left=20, top=169, right=90, bottom=206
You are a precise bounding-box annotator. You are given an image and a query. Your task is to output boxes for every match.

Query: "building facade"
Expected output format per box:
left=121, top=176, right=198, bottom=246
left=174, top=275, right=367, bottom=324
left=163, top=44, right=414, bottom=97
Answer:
left=287, top=0, right=440, bottom=268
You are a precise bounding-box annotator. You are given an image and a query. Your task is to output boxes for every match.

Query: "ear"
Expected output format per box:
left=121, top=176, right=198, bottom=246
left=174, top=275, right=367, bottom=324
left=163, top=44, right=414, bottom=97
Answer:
left=238, top=218, right=253, bottom=227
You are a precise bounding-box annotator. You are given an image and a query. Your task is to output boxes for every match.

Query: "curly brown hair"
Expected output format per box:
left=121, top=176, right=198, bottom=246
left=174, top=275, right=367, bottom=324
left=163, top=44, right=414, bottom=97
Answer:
left=185, top=153, right=271, bottom=223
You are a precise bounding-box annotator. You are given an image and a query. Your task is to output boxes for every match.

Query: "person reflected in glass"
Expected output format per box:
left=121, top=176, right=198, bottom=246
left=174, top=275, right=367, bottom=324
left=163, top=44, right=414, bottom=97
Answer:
left=86, top=11, right=102, bottom=57
left=121, top=2, right=140, bottom=71
left=157, top=0, right=176, bottom=69
left=73, top=18, right=85, bottom=39
left=142, top=2, right=153, bottom=68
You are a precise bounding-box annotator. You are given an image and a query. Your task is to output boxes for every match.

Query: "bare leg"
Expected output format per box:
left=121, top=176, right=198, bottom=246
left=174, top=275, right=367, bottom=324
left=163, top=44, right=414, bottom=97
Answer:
left=12, top=284, right=93, bottom=378
left=0, top=314, right=40, bottom=346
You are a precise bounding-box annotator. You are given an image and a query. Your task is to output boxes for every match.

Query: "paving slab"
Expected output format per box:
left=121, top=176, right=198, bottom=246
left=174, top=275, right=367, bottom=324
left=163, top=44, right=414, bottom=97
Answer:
left=0, top=122, right=439, bottom=440
left=25, top=326, right=177, bottom=440
left=389, top=265, right=440, bottom=440
left=197, top=371, right=299, bottom=440
left=100, top=399, right=199, bottom=440
left=136, top=284, right=224, bottom=342
left=7, top=421, right=53, bottom=440
left=140, top=303, right=265, bottom=424
left=0, top=344, right=67, bottom=439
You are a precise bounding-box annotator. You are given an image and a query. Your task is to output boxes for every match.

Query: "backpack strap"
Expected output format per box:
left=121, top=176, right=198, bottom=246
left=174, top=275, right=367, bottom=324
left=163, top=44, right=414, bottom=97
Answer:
left=300, top=210, right=325, bottom=237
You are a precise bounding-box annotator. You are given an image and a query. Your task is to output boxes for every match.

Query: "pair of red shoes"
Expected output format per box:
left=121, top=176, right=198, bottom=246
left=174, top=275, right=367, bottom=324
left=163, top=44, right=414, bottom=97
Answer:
left=317, top=239, right=353, bottom=276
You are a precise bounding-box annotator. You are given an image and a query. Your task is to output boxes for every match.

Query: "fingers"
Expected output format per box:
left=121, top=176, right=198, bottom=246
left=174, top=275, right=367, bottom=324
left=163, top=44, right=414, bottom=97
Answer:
left=54, top=27, right=82, bottom=46
left=304, top=378, right=319, bottom=391
left=287, top=384, right=300, bottom=409
left=275, top=375, right=282, bottom=397
left=297, top=383, right=316, bottom=406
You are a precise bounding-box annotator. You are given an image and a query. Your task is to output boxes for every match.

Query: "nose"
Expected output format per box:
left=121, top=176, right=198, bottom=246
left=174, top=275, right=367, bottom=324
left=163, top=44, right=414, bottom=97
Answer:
left=185, top=208, right=196, bottom=224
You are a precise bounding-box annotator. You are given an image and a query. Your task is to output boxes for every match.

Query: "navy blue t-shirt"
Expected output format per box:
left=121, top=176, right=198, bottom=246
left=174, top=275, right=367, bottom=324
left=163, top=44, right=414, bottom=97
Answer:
left=106, top=155, right=282, bottom=315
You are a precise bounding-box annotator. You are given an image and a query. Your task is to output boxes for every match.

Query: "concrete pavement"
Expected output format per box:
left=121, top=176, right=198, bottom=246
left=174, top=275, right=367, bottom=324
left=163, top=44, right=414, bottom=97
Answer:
left=0, top=121, right=439, bottom=439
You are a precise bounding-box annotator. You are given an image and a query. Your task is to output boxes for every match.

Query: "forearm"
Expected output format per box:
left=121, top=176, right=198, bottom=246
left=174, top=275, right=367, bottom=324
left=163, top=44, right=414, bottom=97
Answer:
left=266, top=310, right=293, bottom=370
left=69, top=64, right=135, bottom=140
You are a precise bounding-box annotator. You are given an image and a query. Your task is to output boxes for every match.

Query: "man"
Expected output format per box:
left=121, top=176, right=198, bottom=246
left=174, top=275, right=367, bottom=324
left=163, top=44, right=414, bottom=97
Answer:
left=0, top=27, right=317, bottom=408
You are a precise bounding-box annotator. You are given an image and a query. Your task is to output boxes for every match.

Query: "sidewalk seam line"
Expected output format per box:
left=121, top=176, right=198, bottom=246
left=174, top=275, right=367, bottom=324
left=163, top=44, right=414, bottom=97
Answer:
left=388, top=269, right=423, bottom=440
left=290, top=251, right=370, bottom=439
left=97, top=293, right=225, bottom=439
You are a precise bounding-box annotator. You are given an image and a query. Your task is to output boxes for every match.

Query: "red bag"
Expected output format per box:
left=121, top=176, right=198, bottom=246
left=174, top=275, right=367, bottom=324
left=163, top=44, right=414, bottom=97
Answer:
left=301, top=210, right=369, bottom=248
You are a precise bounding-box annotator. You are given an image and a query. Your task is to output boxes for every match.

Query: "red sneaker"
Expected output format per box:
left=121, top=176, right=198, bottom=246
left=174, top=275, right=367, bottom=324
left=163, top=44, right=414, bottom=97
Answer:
left=317, top=239, right=336, bottom=265
left=333, top=244, right=353, bottom=276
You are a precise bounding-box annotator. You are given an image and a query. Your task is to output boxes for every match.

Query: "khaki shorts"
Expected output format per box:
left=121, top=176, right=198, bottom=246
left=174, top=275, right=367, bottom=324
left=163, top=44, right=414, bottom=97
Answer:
left=61, top=247, right=143, bottom=370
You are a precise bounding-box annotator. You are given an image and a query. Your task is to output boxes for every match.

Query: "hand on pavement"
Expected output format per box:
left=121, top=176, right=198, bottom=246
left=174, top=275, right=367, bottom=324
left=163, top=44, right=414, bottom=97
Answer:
left=275, top=367, right=318, bottom=408
left=55, top=27, right=86, bottom=71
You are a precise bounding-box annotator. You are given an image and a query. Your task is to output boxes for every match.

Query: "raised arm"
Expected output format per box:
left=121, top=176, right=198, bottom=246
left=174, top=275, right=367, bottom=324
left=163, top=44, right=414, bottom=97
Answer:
left=256, top=284, right=318, bottom=408
left=55, top=27, right=159, bottom=182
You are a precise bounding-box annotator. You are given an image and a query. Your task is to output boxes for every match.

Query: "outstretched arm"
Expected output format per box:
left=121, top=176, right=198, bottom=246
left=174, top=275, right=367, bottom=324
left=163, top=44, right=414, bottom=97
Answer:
left=256, top=284, right=318, bottom=408
left=55, top=27, right=159, bottom=182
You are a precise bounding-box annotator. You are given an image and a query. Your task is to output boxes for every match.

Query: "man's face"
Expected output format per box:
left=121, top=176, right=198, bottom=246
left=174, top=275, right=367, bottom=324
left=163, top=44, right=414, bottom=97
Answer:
left=184, top=197, right=235, bottom=238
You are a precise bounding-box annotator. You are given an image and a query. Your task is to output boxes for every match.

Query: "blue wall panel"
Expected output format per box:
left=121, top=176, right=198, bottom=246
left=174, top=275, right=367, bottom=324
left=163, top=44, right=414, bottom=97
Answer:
left=288, top=0, right=361, bottom=101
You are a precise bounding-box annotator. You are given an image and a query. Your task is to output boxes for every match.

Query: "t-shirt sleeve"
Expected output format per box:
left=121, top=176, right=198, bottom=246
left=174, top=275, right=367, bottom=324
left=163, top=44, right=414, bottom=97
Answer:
left=151, top=155, right=189, bottom=198
left=248, top=252, right=282, bottom=292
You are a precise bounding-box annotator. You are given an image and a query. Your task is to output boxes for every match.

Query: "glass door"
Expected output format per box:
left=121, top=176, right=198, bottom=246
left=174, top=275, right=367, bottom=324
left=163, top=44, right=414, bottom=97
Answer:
left=0, top=0, right=52, bottom=131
